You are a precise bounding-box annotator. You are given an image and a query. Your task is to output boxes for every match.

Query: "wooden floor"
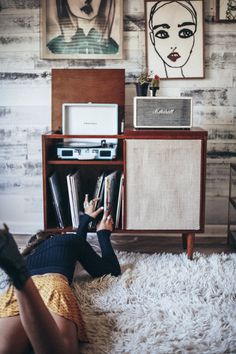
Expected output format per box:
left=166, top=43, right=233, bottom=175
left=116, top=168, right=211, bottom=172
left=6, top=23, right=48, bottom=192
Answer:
left=15, top=234, right=236, bottom=256
left=111, top=235, right=236, bottom=255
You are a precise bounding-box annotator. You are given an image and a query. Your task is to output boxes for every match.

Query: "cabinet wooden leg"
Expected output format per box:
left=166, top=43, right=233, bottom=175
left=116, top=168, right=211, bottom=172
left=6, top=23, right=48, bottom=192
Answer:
left=185, top=233, right=195, bottom=260
left=182, top=233, right=187, bottom=250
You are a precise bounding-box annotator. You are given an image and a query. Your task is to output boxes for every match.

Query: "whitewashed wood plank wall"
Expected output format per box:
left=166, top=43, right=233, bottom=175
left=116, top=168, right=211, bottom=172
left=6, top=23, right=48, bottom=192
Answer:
left=0, top=0, right=235, bottom=234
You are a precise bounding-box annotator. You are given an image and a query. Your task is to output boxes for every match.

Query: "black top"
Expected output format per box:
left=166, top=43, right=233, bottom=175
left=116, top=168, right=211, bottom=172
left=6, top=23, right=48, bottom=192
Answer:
left=26, top=214, right=108, bottom=283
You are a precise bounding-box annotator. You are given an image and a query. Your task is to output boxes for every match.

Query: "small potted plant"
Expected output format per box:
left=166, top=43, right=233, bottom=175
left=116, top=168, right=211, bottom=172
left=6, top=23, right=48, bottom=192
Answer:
left=135, top=71, right=151, bottom=96
left=150, top=74, right=160, bottom=96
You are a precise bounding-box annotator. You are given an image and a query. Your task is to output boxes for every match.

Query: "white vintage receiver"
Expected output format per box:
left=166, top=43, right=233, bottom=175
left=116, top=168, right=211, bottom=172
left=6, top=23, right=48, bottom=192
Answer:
left=134, top=97, right=192, bottom=129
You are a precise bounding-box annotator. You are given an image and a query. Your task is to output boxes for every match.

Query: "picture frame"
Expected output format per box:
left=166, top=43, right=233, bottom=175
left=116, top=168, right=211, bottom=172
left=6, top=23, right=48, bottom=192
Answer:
left=216, top=0, right=236, bottom=22
left=145, top=0, right=204, bottom=79
left=41, top=0, right=123, bottom=59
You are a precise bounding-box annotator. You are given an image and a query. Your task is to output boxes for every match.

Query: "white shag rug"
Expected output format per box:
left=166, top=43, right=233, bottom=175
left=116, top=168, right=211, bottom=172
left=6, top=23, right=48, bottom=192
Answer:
left=72, top=251, right=236, bottom=354
left=0, top=251, right=236, bottom=353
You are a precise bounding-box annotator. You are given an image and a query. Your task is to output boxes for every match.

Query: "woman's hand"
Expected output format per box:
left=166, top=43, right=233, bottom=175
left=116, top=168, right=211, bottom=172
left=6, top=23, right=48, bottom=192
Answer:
left=83, top=194, right=103, bottom=219
left=96, top=211, right=113, bottom=232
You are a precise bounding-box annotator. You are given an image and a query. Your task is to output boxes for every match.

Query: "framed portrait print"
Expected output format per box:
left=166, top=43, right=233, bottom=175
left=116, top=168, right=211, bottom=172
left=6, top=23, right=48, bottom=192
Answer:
left=145, top=0, right=204, bottom=79
left=41, top=0, right=123, bottom=59
left=216, top=0, right=236, bottom=22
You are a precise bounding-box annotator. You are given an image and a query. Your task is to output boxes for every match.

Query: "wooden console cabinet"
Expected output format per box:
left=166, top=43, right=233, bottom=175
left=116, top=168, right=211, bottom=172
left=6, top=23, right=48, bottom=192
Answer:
left=42, top=128, right=207, bottom=259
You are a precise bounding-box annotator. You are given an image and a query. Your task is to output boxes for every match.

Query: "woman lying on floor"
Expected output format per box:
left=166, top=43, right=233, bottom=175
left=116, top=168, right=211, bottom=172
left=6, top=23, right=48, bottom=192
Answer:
left=0, top=195, right=121, bottom=354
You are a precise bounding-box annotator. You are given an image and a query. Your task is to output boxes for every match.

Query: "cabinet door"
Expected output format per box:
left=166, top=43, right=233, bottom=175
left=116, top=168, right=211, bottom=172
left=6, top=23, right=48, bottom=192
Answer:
left=125, top=139, right=202, bottom=230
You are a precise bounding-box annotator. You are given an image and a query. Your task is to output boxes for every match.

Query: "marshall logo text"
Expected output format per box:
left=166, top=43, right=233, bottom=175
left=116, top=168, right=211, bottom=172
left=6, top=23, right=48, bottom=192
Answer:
left=154, top=108, right=175, bottom=115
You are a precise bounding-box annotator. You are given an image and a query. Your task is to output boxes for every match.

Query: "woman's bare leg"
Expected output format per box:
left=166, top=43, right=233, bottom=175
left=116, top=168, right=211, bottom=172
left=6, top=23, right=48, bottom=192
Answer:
left=0, top=226, right=76, bottom=354
left=15, top=278, right=69, bottom=354
left=0, top=290, right=80, bottom=354
left=0, top=282, right=79, bottom=354
left=50, top=313, right=80, bottom=354
left=0, top=316, right=30, bottom=354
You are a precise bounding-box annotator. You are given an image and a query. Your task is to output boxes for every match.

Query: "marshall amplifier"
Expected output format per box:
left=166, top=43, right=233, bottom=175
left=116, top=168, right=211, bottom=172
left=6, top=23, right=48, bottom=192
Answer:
left=134, top=97, right=192, bottom=129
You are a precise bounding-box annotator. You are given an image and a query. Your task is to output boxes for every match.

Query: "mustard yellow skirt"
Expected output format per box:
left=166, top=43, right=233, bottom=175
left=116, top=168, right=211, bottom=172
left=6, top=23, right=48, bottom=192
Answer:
left=0, top=274, right=87, bottom=342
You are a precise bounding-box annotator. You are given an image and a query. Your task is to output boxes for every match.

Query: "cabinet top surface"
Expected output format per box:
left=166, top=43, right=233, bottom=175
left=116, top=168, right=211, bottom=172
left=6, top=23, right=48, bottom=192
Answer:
left=42, top=127, right=207, bottom=139
left=125, top=127, right=207, bottom=135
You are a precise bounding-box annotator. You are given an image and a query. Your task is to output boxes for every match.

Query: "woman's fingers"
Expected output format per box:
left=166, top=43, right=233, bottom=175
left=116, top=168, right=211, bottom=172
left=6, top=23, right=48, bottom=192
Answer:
left=103, top=213, right=113, bottom=225
left=102, top=210, right=109, bottom=220
left=106, top=215, right=114, bottom=226
left=93, top=206, right=104, bottom=217
left=96, top=212, right=113, bottom=231
left=83, top=195, right=101, bottom=212
left=84, top=195, right=113, bottom=225
left=83, top=194, right=89, bottom=208
left=89, top=197, right=99, bottom=206
left=103, top=212, right=113, bottom=221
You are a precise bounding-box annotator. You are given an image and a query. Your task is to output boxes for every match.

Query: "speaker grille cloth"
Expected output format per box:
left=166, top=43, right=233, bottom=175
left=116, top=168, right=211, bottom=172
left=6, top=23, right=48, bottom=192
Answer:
left=126, top=139, right=201, bottom=230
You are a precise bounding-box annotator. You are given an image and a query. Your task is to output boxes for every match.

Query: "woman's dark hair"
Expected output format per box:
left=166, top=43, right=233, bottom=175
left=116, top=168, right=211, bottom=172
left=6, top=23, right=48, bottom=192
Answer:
left=21, top=231, right=52, bottom=257
left=56, top=0, right=71, bottom=19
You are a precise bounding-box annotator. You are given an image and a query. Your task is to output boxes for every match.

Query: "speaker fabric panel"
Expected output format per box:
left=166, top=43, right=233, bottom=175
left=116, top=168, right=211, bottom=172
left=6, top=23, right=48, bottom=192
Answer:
left=126, top=139, right=201, bottom=230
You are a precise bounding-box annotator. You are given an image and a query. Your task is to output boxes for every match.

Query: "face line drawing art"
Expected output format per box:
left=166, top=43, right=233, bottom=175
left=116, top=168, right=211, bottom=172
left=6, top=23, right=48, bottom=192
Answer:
left=148, top=1, right=198, bottom=78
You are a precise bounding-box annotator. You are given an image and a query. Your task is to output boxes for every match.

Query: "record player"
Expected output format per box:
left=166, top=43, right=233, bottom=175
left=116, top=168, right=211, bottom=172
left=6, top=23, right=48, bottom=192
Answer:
left=57, top=103, right=118, bottom=160
left=57, top=140, right=117, bottom=160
